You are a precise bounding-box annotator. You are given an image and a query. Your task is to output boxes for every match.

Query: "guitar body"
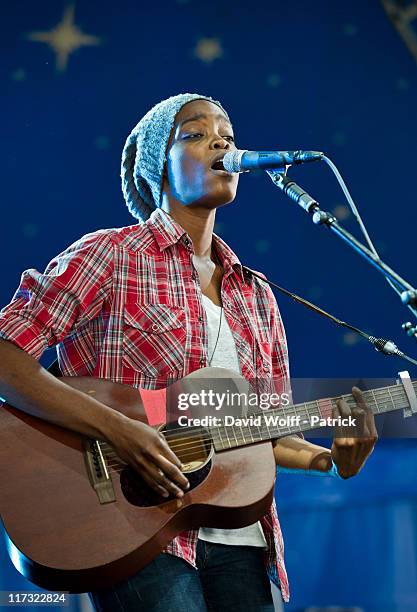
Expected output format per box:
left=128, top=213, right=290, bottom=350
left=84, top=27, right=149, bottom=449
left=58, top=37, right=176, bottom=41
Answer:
left=0, top=376, right=275, bottom=593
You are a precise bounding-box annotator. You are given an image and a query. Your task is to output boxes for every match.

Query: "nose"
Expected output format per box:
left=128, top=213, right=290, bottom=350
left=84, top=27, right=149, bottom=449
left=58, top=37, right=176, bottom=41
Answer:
left=210, top=135, right=231, bottom=150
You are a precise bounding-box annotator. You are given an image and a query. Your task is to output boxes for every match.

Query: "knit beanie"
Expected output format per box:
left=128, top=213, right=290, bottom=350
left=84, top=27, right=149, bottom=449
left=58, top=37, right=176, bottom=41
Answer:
left=121, top=93, right=230, bottom=222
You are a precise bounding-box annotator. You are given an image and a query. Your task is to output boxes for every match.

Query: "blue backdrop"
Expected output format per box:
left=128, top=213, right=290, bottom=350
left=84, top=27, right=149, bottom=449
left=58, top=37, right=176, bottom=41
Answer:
left=2, top=1, right=417, bottom=610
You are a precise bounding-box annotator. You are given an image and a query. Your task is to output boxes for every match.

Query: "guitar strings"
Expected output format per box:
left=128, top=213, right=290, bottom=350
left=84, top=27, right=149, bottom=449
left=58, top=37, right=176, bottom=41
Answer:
left=126, top=385, right=410, bottom=445
left=100, top=387, right=409, bottom=456
left=100, top=388, right=403, bottom=460
left=97, top=387, right=411, bottom=466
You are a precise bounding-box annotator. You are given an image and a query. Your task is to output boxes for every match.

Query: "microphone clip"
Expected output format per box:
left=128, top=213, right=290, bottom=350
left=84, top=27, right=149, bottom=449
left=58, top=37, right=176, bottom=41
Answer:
left=266, top=170, right=319, bottom=213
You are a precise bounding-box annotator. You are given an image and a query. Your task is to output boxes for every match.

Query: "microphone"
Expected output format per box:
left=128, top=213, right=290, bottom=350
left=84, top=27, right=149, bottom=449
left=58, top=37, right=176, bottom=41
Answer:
left=222, top=149, right=323, bottom=173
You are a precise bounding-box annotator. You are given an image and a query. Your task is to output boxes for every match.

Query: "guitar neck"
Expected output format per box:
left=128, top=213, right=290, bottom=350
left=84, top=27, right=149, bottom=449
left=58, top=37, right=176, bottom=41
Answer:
left=210, top=379, right=417, bottom=452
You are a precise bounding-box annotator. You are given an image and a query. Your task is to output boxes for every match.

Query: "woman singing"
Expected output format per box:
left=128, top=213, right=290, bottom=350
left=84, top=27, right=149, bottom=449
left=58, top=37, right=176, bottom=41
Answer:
left=0, top=93, right=377, bottom=611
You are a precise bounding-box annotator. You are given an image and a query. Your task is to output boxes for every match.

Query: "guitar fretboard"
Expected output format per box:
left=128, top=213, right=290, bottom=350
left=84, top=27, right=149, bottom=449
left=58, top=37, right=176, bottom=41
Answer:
left=210, top=380, right=417, bottom=452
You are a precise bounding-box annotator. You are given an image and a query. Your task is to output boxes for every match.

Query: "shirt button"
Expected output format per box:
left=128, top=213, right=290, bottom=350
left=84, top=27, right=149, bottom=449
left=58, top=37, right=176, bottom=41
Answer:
left=184, top=237, right=191, bottom=247
left=198, top=315, right=203, bottom=322
left=199, top=358, right=205, bottom=367
left=151, top=323, right=160, bottom=332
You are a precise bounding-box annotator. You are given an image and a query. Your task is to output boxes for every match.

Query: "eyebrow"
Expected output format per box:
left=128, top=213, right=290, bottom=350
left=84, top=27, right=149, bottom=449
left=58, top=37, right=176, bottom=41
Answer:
left=179, top=112, right=233, bottom=130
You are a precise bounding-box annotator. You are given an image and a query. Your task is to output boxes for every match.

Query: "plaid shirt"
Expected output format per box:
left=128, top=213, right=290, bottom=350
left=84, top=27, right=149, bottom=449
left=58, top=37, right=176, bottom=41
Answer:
left=0, top=208, right=291, bottom=601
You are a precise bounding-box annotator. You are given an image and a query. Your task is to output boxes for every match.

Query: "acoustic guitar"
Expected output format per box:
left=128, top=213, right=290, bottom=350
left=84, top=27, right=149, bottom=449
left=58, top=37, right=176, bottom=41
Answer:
left=0, top=367, right=415, bottom=592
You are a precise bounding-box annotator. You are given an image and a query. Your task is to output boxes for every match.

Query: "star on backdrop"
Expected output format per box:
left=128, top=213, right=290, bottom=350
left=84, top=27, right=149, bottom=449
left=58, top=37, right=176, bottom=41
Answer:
left=343, top=331, right=360, bottom=346
left=381, top=0, right=417, bottom=64
left=11, top=68, right=26, bottom=82
left=343, top=23, right=358, bottom=36
left=193, top=38, right=223, bottom=63
left=332, top=204, right=351, bottom=220
left=27, top=4, right=101, bottom=71
left=267, top=73, right=282, bottom=87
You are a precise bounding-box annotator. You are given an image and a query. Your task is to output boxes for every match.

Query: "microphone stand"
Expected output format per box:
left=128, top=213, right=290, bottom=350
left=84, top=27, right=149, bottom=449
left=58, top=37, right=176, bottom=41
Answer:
left=267, top=170, right=417, bottom=327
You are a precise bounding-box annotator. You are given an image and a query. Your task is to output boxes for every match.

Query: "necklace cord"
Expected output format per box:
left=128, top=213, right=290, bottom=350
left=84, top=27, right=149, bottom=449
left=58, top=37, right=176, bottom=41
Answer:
left=207, top=245, right=224, bottom=366
left=207, top=305, right=223, bottom=366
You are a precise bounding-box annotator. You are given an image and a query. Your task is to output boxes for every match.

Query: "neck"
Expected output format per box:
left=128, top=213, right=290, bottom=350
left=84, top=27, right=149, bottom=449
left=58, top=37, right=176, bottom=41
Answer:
left=161, top=200, right=216, bottom=257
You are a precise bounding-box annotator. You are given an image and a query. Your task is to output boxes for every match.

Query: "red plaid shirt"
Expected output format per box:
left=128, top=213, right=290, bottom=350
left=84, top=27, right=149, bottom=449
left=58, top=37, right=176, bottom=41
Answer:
left=0, top=208, right=291, bottom=601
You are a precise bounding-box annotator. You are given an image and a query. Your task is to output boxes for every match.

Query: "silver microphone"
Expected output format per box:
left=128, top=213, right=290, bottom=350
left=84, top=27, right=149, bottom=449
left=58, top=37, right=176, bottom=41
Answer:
left=222, top=149, right=323, bottom=173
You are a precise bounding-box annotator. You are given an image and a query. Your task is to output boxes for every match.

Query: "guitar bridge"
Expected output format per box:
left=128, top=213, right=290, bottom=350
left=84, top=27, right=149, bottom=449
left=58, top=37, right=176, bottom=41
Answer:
left=83, top=439, right=116, bottom=504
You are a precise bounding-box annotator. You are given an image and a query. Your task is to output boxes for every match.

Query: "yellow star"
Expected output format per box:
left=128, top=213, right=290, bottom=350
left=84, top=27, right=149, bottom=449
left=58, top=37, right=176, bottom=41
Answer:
left=28, top=5, right=101, bottom=71
left=194, top=38, right=223, bottom=64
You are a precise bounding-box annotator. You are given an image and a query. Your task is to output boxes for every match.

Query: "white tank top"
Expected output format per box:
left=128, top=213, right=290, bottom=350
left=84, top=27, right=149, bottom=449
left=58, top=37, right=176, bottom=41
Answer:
left=198, top=294, right=267, bottom=548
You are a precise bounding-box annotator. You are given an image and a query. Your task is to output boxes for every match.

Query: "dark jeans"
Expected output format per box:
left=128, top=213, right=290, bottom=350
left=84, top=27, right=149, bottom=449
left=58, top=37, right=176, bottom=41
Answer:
left=88, top=539, right=276, bottom=611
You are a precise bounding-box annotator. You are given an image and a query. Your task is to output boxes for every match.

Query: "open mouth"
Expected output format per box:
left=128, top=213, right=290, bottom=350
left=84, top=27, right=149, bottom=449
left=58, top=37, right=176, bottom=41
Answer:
left=211, top=160, right=225, bottom=170
left=210, top=158, right=232, bottom=175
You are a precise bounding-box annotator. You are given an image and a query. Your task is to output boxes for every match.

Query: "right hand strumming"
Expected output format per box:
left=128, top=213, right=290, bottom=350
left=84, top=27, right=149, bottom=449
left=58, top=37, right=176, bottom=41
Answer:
left=106, top=418, right=190, bottom=499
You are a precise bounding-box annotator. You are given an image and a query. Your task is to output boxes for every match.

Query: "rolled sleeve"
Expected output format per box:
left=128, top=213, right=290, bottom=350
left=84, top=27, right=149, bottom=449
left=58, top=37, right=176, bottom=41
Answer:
left=0, top=231, right=114, bottom=360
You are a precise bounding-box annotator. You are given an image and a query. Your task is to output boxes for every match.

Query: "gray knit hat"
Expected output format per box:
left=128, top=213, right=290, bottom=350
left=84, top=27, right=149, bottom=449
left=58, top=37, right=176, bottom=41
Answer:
left=121, top=93, right=230, bottom=222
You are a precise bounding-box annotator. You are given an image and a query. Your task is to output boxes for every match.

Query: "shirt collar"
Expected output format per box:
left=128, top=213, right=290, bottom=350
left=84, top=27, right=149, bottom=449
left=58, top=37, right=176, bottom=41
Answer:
left=147, top=208, right=247, bottom=285
left=146, top=208, right=187, bottom=251
left=212, top=233, right=246, bottom=284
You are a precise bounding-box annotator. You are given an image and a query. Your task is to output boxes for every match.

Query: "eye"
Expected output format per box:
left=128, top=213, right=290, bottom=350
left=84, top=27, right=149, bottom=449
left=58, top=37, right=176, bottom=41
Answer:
left=224, top=136, right=235, bottom=143
left=183, top=133, right=202, bottom=139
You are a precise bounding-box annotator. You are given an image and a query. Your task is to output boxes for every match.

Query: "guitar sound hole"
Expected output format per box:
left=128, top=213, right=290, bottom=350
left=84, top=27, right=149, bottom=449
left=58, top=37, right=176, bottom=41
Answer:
left=120, top=459, right=212, bottom=507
